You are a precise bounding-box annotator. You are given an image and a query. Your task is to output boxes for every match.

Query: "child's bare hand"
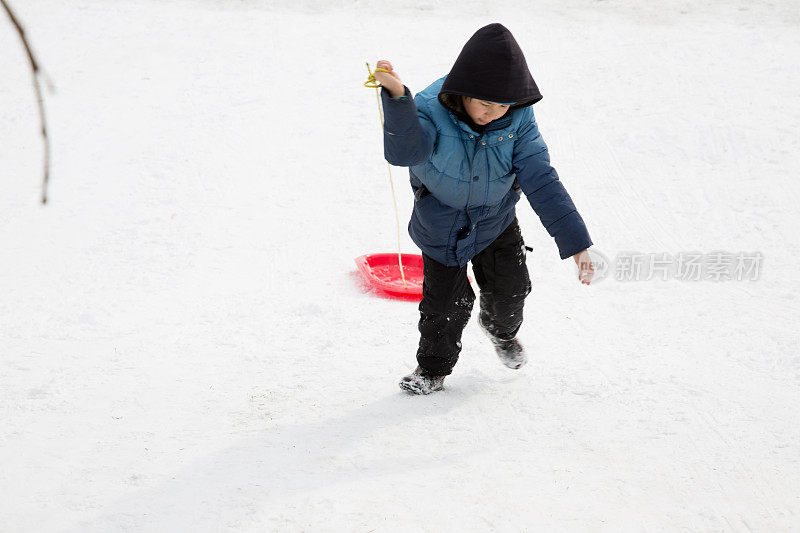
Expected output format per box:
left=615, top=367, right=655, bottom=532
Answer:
left=573, top=249, right=595, bottom=285
left=374, top=60, right=405, bottom=98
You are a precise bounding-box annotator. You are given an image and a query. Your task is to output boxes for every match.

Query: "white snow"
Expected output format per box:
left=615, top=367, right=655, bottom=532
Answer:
left=1, top=0, right=799, bottom=530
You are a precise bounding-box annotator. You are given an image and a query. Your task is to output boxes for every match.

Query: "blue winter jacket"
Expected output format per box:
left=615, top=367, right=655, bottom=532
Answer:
left=382, top=76, right=592, bottom=267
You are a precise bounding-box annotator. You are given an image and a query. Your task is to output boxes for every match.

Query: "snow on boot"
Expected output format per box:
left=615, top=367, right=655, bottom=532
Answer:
left=477, top=315, right=527, bottom=369
left=399, top=366, right=445, bottom=395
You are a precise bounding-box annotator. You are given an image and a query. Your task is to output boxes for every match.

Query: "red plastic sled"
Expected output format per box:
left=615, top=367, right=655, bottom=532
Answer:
left=355, top=253, right=472, bottom=301
left=355, top=253, right=424, bottom=301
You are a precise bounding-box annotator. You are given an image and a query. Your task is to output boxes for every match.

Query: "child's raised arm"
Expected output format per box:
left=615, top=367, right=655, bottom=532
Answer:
left=373, top=60, right=436, bottom=167
left=373, top=60, right=405, bottom=98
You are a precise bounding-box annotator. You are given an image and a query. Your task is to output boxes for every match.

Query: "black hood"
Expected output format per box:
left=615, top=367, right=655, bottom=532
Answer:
left=438, top=23, right=542, bottom=110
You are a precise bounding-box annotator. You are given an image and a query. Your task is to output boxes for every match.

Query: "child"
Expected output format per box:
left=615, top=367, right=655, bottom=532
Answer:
left=373, top=23, right=594, bottom=395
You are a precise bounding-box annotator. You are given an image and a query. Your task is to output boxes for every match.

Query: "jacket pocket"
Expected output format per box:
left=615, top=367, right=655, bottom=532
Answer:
left=414, top=185, right=431, bottom=201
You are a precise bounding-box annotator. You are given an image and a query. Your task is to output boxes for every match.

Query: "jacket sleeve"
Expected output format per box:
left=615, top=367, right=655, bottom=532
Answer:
left=512, top=106, right=593, bottom=260
left=380, top=86, right=436, bottom=167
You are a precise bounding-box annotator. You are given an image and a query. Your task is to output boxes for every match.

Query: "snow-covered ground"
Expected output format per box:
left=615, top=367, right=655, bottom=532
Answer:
left=2, top=0, right=799, bottom=530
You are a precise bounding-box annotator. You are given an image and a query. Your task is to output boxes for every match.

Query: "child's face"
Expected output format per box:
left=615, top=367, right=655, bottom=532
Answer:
left=462, top=96, right=510, bottom=126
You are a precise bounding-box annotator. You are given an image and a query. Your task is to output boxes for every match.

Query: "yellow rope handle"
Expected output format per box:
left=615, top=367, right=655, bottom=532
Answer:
left=365, top=62, right=407, bottom=289
left=363, top=66, right=390, bottom=88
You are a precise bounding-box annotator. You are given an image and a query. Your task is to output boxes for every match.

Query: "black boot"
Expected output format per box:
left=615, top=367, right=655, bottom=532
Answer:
left=399, top=366, right=445, bottom=395
left=477, top=315, right=527, bottom=369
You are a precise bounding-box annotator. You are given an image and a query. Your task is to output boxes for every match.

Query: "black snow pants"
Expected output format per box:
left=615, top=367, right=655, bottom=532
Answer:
left=416, top=217, right=532, bottom=376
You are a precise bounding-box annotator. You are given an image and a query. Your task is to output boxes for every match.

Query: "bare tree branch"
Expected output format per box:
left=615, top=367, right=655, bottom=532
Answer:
left=1, top=0, right=51, bottom=204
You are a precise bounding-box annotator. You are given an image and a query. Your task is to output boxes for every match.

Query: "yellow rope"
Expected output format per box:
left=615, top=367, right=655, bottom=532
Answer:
left=363, top=66, right=389, bottom=88
left=365, top=62, right=407, bottom=289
